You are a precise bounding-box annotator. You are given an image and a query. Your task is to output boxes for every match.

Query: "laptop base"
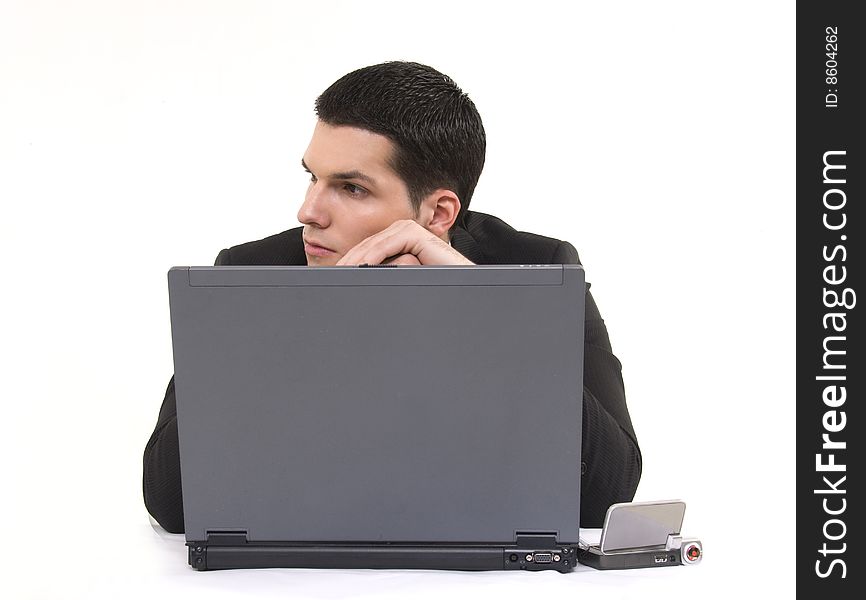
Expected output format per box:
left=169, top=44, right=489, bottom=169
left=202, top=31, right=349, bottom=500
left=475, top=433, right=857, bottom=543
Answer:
left=188, top=541, right=578, bottom=573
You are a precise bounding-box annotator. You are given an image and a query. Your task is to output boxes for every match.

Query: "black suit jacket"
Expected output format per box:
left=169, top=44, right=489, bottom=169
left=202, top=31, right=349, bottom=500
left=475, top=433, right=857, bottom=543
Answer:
left=143, top=211, right=641, bottom=532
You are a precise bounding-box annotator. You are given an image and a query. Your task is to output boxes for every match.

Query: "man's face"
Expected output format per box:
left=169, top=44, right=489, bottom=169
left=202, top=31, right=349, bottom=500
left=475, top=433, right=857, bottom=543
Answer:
left=297, top=121, right=416, bottom=266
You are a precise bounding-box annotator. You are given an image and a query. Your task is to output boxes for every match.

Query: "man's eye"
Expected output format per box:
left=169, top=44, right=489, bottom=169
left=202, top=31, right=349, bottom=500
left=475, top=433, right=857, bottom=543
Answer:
left=344, top=183, right=366, bottom=196
left=308, top=173, right=317, bottom=183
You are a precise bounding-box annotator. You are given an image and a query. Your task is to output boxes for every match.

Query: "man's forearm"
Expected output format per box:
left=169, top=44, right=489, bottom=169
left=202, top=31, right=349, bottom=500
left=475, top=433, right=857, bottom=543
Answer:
left=579, top=387, right=642, bottom=527
left=142, top=377, right=185, bottom=533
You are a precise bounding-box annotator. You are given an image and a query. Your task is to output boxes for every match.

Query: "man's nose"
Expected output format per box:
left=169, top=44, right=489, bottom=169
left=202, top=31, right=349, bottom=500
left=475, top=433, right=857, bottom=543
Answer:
left=297, top=182, right=330, bottom=228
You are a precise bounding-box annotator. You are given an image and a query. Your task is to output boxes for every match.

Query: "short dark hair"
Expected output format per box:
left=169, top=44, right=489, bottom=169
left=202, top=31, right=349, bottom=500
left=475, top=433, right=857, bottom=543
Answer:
left=315, top=61, right=486, bottom=228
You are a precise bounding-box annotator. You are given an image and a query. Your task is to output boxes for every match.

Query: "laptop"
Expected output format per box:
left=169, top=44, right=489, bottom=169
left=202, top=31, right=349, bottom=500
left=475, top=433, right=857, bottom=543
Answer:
left=167, top=264, right=586, bottom=572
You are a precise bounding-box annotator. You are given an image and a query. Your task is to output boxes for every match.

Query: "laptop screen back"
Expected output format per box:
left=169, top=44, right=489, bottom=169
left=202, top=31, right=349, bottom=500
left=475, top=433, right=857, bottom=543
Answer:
left=168, top=265, right=585, bottom=544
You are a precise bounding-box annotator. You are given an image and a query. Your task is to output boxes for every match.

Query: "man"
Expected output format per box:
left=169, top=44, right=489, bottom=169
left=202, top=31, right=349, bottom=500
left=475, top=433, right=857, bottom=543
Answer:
left=143, top=61, right=641, bottom=533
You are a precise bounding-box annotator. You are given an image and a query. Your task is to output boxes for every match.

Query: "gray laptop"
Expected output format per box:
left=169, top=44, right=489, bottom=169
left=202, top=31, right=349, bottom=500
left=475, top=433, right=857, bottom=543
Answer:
left=167, top=264, right=585, bottom=572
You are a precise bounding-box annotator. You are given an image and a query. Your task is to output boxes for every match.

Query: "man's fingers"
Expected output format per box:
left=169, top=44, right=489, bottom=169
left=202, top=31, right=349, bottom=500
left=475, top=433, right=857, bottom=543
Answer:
left=382, top=253, right=422, bottom=266
left=337, top=220, right=472, bottom=266
left=339, top=221, right=419, bottom=266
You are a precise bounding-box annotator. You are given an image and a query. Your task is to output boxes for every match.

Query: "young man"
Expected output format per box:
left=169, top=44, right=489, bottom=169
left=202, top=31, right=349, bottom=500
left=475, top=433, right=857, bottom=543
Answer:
left=143, top=61, right=641, bottom=533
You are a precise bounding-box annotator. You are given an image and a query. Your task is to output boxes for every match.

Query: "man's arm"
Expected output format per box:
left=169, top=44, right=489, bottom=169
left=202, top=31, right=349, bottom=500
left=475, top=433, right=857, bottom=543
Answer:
left=336, top=220, right=473, bottom=266
left=551, top=242, right=642, bottom=527
left=142, top=249, right=230, bottom=533
left=142, top=375, right=184, bottom=532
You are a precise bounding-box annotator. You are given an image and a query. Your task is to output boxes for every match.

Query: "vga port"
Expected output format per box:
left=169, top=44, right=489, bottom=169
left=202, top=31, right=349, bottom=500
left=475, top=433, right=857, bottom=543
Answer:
left=533, top=552, right=553, bottom=563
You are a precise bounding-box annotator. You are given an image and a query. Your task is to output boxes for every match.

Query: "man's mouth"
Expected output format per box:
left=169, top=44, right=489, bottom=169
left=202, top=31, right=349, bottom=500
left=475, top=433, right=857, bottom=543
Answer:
left=303, top=238, right=336, bottom=257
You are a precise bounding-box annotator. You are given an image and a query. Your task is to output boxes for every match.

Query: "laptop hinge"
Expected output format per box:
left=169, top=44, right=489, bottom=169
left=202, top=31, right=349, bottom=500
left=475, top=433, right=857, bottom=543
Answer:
left=205, top=530, right=250, bottom=545
left=515, top=531, right=558, bottom=548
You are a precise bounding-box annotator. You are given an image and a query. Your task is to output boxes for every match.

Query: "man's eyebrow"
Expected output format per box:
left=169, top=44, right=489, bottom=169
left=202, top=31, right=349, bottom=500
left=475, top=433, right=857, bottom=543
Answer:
left=300, top=158, right=376, bottom=186
left=331, top=170, right=376, bottom=185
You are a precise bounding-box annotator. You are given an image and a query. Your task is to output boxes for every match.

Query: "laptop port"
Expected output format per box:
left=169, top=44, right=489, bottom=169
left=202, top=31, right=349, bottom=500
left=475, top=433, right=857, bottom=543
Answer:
left=533, top=552, right=553, bottom=563
left=654, top=555, right=668, bottom=563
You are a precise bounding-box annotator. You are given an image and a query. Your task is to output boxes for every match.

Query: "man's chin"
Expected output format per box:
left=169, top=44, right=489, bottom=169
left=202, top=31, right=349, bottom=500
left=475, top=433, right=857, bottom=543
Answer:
left=305, top=254, right=341, bottom=267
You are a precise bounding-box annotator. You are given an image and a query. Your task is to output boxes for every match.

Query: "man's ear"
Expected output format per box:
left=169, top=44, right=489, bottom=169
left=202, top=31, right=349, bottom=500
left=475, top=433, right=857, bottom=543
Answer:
left=418, top=189, right=461, bottom=240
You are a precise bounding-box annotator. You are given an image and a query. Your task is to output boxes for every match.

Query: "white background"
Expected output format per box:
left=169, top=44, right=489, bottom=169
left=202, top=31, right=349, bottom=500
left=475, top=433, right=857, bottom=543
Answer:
left=1, top=1, right=794, bottom=598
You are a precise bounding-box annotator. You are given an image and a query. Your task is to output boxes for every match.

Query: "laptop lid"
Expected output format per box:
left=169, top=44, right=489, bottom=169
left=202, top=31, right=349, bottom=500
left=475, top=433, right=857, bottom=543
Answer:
left=168, top=265, right=585, bottom=546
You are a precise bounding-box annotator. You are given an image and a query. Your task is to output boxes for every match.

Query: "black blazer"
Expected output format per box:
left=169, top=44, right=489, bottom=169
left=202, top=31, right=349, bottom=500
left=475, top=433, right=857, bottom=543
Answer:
left=143, top=211, right=641, bottom=532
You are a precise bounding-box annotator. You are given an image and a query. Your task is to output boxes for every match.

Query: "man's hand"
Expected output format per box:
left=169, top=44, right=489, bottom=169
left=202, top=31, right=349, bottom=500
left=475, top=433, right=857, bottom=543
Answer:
left=336, top=220, right=474, bottom=266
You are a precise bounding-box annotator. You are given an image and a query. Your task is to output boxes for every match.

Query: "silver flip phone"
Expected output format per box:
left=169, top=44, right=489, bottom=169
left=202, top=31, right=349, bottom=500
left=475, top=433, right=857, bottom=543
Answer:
left=578, top=500, right=703, bottom=570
